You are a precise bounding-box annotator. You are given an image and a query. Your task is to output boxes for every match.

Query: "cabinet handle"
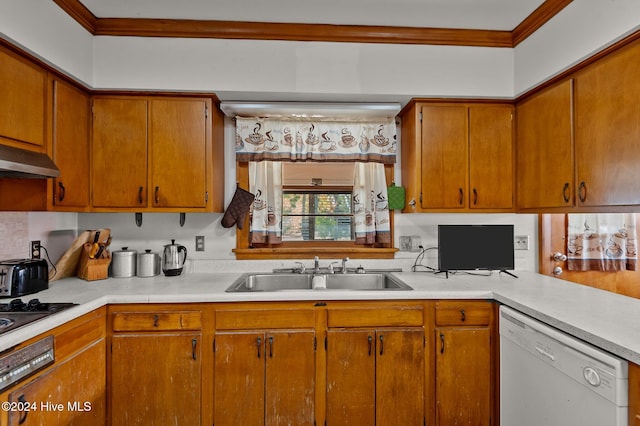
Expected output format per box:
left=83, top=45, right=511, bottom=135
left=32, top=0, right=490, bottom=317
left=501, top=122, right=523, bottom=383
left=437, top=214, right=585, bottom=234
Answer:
left=138, top=186, right=144, bottom=204
left=578, top=181, right=587, bottom=202
left=58, top=182, right=65, bottom=202
left=367, top=335, right=373, bottom=356
left=440, top=332, right=445, bottom=354
left=256, top=337, right=262, bottom=358
left=18, top=395, right=28, bottom=424
left=460, top=309, right=466, bottom=322
left=153, top=314, right=159, bottom=327
left=379, top=334, right=384, bottom=356
left=562, top=183, right=570, bottom=203
left=268, top=336, right=274, bottom=358
left=472, top=188, right=478, bottom=205
left=154, top=186, right=160, bottom=204
left=458, top=188, right=464, bottom=205
left=192, top=338, right=197, bottom=360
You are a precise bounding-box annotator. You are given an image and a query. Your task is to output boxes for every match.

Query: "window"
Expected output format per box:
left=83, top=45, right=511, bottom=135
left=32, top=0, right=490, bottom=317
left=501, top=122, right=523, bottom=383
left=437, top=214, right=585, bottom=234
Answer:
left=282, top=190, right=353, bottom=241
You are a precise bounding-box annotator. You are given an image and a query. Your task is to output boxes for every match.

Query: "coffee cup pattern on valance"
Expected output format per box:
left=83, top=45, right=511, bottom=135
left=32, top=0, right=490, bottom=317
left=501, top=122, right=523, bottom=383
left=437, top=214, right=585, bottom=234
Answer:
left=236, top=118, right=397, bottom=164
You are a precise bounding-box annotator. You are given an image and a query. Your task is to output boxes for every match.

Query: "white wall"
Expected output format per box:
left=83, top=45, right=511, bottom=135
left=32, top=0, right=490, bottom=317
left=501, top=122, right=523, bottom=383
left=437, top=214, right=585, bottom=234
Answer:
left=0, top=0, right=94, bottom=85
left=514, top=0, right=640, bottom=95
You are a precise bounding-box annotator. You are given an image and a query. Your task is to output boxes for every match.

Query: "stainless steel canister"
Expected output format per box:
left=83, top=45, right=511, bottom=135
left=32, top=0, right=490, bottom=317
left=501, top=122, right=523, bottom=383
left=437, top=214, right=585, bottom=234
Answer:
left=111, top=247, right=137, bottom=278
left=137, top=249, right=161, bottom=277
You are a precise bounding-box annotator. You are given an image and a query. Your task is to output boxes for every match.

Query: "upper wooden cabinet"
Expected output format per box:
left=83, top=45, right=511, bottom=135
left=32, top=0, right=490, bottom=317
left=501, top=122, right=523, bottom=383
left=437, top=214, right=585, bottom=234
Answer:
left=50, top=78, right=91, bottom=210
left=401, top=102, right=514, bottom=212
left=0, top=46, right=46, bottom=150
left=573, top=39, right=640, bottom=207
left=516, top=79, right=574, bottom=210
left=91, top=95, right=223, bottom=212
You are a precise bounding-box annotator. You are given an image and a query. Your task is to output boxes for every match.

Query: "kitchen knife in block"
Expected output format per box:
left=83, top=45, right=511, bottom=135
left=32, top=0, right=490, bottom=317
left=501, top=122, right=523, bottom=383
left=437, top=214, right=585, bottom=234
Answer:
left=50, top=228, right=111, bottom=281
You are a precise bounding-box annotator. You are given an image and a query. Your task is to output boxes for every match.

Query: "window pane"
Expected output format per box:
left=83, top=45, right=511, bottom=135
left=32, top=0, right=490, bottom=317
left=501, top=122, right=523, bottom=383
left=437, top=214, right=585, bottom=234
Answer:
left=282, top=191, right=353, bottom=241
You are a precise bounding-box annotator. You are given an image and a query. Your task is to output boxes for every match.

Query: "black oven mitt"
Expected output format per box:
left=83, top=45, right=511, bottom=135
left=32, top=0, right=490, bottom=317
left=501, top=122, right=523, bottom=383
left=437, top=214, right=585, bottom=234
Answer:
left=221, top=185, right=255, bottom=229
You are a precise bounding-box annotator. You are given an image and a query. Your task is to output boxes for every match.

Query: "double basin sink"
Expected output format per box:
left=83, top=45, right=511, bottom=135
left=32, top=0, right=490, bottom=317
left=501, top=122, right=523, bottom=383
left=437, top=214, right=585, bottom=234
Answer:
left=226, top=271, right=412, bottom=292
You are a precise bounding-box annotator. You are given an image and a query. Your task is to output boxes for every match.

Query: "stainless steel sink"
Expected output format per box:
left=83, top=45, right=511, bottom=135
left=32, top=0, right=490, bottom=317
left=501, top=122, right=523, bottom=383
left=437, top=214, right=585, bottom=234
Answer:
left=225, top=272, right=412, bottom=292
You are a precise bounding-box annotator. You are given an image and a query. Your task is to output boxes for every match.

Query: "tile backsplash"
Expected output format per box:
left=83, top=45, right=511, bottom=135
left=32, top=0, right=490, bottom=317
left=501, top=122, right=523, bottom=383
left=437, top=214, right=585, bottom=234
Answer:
left=0, top=212, right=28, bottom=259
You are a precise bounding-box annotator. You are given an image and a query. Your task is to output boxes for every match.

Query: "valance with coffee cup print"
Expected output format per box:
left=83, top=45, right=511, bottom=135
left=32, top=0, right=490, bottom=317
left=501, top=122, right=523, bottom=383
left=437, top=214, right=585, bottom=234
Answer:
left=235, top=117, right=397, bottom=164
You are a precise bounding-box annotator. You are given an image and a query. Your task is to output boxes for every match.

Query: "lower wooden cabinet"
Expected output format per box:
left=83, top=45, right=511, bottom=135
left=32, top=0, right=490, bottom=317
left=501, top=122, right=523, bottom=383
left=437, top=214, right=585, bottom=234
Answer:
left=213, top=307, right=316, bottom=426
left=630, top=362, right=640, bottom=426
left=434, top=301, right=494, bottom=426
left=108, top=308, right=203, bottom=426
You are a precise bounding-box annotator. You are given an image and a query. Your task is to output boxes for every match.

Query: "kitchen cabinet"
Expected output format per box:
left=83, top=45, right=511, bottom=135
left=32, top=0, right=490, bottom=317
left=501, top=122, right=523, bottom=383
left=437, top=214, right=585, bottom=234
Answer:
left=630, top=362, right=640, bottom=426
left=50, top=78, right=91, bottom=210
left=573, top=38, right=640, bottom=207
left=109, top=308, right=203, bottom=425
left=0, top=308, right=106, bottom=426
left=401, top=102, right=514, bottom=212
left=516, top=79, right=574, bottom=210
left=213, top=306, right=317, bottom=426
left=0, top=45, right=47, bottom=150
left=91, top=95, right=222, bottom=212
left=325, top=304, right=425, bottom=425
left=434, top=301, right=494, bottom=426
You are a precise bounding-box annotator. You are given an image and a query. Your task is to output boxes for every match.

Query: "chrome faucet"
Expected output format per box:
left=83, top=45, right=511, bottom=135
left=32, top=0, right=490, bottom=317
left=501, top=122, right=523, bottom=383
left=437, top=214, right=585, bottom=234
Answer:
left=314, top=256, right=320, bottom=274
left=341, top=257, right=350, bottom=274
left=294, top=261, right=306, bottom=274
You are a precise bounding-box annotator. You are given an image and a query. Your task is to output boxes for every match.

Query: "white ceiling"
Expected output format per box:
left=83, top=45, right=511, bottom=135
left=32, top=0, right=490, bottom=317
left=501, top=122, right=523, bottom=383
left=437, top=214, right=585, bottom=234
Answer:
left=79, top=0, right=546, bottom=31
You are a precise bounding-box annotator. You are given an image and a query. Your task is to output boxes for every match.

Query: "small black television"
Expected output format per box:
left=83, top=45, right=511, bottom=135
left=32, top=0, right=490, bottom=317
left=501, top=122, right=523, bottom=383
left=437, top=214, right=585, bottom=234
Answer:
left=438, top=225, right=515, bottom=276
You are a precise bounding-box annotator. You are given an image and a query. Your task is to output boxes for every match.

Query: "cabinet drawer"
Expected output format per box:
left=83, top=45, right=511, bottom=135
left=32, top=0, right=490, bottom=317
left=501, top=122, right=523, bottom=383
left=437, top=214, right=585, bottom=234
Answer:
left=216, top=309, right=315, bottom=330
left=112, top=311, right=202, bottom=331
left=327, top=306, right=423, bottom=328
left=435, top=301, right=492, bottom=326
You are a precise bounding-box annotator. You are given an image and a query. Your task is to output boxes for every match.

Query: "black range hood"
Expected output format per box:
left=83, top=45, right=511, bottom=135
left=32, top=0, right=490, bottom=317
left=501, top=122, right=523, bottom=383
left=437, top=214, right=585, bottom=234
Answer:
left=0, top=144, right=60, bottom=178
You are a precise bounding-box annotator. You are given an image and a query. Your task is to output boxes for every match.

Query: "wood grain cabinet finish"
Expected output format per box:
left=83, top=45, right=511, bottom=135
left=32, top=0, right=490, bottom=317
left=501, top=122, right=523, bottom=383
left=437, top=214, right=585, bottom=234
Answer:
left=50, top=78, right=91, bottom=210
left=91, top=95, right=218, bottom=212
left=573, top=38, right=640, bottom=207
left=516, top=79, right=574, bottom=210
left=213, top=308, right=316, bottom=426
left=401, top=102, right=514, bottom=212
left=0, top=46, right=46, bottom=149
left=109, top=308, right=203, bottom=426
left=434, top=301, right=494, bottom=426
left=325, top=304, right=425, bottom=426
left=630, top=362, right=640, bottom=426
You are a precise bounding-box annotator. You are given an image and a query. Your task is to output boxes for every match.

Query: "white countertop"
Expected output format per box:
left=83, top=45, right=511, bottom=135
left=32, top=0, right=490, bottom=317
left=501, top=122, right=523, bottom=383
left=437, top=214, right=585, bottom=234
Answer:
left=2, top=270, right=640, bottom=365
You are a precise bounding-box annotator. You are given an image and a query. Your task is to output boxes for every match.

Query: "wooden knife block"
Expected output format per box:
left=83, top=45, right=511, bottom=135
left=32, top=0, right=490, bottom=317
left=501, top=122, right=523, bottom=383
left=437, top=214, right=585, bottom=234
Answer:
left=76, top=243, right=111, bottom=281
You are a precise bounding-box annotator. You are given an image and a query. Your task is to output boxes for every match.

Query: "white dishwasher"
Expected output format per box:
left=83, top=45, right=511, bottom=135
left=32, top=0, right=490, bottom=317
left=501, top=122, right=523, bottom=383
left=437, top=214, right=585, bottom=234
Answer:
left=499, top=306, right=628, bottom=426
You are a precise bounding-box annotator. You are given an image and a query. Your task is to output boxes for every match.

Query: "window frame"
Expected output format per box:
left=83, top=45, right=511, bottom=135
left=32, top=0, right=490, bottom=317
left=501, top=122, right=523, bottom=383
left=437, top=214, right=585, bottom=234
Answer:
left=233, top=161, right=397, bottom=260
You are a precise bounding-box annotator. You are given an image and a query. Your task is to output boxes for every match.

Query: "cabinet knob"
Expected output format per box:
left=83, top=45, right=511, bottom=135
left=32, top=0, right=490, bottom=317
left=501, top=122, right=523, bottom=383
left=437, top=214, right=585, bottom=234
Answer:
left=553, top=266, right=563, bottom=276
left=562, top=183, right=570, bottom=203
left=578, top=181, right=587, bottom=203
left=58, top=182, right=66, bottom=202
left=552, top=252, right=567, bottom=262
left=458, top=188, right=464, bottom=205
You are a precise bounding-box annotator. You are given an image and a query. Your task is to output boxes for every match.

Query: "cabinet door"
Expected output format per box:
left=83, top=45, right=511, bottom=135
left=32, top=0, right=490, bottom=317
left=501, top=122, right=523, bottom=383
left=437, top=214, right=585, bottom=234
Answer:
left=376, top=328, right=425, bottom=426
left=326, top=329, right=376, bottom=425
left=265, top=330, right=316, bottom=426
left=8, top=339, right=106, bottom=426
left=0, top=47, right=46, bottom=148
left=516, top=80, right=574, bottom=209
left=149, top=99, right=208, bottom=208
left=91, top=98, right=148, bottom=208
left=420, top=105, right=468, bottom=209
left=111, top=333, right=201, bottom=426
left=213, top=332, right=266, bottom=426
left=574, top=40, right=640, bottom=206
left=435, top=327, right=491, bottom=426
left=469, top=105, right=514, bottom=209
left=52, top=79, right=90, bottom=208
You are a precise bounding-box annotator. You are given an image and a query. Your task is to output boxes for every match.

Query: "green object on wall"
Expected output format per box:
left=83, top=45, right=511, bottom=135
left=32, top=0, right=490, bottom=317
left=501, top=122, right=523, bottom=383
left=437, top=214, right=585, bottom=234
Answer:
left=387, top=183, right=405, bottom=210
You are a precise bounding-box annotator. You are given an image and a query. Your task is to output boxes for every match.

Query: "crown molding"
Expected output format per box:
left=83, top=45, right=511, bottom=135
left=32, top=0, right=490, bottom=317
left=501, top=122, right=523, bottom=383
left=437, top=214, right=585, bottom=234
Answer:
left=53, top=0, right=571, bottom=47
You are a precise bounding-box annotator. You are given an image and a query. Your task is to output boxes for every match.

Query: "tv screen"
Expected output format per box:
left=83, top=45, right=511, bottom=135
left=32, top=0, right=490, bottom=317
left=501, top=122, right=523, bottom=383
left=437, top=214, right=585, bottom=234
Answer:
left=438, top=225, right=515, bottom=272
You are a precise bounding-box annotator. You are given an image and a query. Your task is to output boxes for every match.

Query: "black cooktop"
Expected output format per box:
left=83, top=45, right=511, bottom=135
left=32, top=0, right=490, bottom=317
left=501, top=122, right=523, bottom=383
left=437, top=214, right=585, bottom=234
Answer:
left=0, top=298, right=77, bottom=335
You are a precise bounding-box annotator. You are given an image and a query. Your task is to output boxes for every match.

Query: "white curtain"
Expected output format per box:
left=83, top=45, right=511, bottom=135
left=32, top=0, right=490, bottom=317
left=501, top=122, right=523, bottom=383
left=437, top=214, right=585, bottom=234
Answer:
left=249, top=161, right=283, bottom=244
left=353, top=162, right=391, bottom=245
left=567, top=213, right=637, bottom=271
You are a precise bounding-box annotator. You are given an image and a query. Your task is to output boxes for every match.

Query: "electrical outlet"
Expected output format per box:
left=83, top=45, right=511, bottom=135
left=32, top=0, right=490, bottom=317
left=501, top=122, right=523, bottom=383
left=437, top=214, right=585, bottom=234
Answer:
left=514, top=235, right=529, bottom=250
left=195, top=235, right=205, bottom=252
left=31, top=240, right=41, bottom=259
